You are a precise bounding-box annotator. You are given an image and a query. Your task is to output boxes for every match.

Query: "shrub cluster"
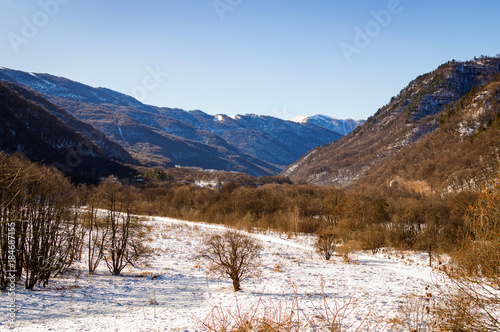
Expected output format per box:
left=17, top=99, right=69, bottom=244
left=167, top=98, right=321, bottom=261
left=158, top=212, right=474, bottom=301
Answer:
left=133, top=178, right=469, bottom=263
left=0, top=153, right=149, bottom=290
left=0, top=153, right=81, bottom=289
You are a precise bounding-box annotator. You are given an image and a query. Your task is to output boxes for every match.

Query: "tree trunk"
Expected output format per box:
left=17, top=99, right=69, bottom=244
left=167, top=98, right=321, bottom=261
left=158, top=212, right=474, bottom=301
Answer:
left=232, top=275, right=241, bottom=291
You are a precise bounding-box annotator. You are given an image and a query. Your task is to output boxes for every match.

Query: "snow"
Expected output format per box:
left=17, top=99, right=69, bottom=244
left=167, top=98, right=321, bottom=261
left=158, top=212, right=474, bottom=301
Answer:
left=283, top=162, right=300, bottom=175
left=290, top=115, right=344, bottom=123
left=3, top=216, right=448, bottom=331
left=309, top=114, right=338, bottom=122
left=27, top=72, right=56, bottom=89
left=194, top=180, right=218, bottom=188
left=457, top=122, right=477, bottom=137
left=116, top=120, right=125, bottom=140
left=289, top=115, right=307, bottom=123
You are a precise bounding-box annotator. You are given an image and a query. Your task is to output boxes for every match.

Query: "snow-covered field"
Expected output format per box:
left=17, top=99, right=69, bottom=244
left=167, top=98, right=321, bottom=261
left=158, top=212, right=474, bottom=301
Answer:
left=2, top=216, right=446, bottom=331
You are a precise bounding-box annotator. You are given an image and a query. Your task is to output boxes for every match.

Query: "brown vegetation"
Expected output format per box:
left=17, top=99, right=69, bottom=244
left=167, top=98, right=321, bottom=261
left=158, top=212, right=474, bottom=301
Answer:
left=285, top=57, right=500, bottom=190
left=0, top=153, right=82, bottom=289
left=1, top=148, right=498, bottom=329
left=0, top=153, right=149, bottom=289
left=197, top=283, right=380, bottom=331
left=129, top=176, right=463, bottom=259
left=441, top=175, right=500, bottom=330
left=201, top=230, right=262, bottom=291
left=315, top=227, right=336, bottom=261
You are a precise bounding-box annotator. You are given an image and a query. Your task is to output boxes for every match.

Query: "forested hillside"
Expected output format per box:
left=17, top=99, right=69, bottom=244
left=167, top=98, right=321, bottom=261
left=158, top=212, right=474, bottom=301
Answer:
left=0, top=82, right=134, bottom=182
left=284, top=57, right=500, bottom=191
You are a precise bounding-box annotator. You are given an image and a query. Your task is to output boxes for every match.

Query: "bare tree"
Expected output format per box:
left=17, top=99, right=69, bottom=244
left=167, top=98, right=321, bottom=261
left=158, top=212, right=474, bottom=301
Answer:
left=22, top=166, right=78, bottom=288
left=80, top=187, right=108, bottom=273
left=415, top=220, right=439, bottom=267
left=202, top=230, right=262, bottom=291
left=97, top=177, right=146, bottom=276
left=0, top=152, right=29, bottom=289
left=0, top=154, right=79, bottom=289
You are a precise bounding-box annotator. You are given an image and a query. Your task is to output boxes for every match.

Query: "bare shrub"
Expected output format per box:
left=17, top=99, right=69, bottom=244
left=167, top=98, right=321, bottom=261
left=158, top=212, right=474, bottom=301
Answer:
left=306, top=281, right=378, bottom=331
left=358, top=224, right=386, bottom=254
left=97, top=177, right=150, bottom=276
left=80, top=189, right=107, bottom=273
left=198, top=294, right=300, bottom=331
left=415, top=221, right=440, bottom=267
left=337, top=241, right=358, bottom=263
left=454, top=182, right=500, bottom=282
left=197, top=283, right=382, bottom=331
left=431, top=285, right=490, bottom=332
left=202, top=229, right=262, bottom=291
left=437, top=176, right=500, bottom=331
left=391, top=293, right=432, bottom=332
left=315, top=227, right=336, bottom=261
left=334, top=217, right=361, bottom=244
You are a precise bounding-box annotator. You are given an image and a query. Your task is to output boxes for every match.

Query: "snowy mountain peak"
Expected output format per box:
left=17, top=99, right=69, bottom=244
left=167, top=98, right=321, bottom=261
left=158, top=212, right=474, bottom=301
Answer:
left=311, top=114, right=331, bottom=120
left=290, top=115, right=307, bottom=123
left=289, top=114, right=365, bottom=135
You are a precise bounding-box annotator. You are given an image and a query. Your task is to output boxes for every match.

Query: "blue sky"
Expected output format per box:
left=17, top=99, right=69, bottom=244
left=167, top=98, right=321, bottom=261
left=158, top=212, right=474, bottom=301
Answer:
left=1, top=0, right=500, bottom=120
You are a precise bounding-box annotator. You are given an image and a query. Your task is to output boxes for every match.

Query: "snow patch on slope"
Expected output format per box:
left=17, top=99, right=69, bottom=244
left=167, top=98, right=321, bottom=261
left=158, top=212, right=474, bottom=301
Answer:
left=116, top=120, right=125, bottom=140
left=290, top=115, right=307, bottom=123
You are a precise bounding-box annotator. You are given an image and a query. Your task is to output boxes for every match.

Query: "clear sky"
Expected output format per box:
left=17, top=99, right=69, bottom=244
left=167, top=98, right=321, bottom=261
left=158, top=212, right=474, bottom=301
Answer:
left=1, top=0, right=500, bottom=120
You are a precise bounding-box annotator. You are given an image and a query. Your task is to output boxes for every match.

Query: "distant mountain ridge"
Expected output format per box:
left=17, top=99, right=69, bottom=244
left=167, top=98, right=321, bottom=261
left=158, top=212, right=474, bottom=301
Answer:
left=290, top=115, right=365, bottom=135
left=0, top=67, right=347, bottom=176
left=4, top=81, right=136, bottom=165
left=284, top=56, right=500, bottom=190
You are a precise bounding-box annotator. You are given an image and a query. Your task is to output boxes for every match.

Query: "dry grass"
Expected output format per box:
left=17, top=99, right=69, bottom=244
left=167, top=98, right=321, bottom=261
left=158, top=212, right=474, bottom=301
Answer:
left=196, top=283, right=385, bottom=331
left=389, top=279, right=500, bottom=331
left=389, top=292, right=433, bottom=332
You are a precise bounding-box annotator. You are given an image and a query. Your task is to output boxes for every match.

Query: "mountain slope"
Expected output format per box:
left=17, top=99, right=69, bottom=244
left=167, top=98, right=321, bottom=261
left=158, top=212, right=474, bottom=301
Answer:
left=45, top=96, right=281, bottom=175
left=284, top=57, right=500, bottom=188
left=3, top=81, right=136, bottom=165
left=0, top=82, right=134, bottom=182
left=290, top=115, right=364, bottom=135
left=360, top=75, right=500, bottom=193
left=0, top=68, right=343, bottom=176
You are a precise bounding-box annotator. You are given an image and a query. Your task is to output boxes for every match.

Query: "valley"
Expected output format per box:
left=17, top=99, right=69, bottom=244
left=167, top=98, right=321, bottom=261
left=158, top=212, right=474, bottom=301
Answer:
left=1, top=55, right=500, bottom=331
left=0, top=67, right=356, bottom=177
left=2, top=0, right=500, bottom=329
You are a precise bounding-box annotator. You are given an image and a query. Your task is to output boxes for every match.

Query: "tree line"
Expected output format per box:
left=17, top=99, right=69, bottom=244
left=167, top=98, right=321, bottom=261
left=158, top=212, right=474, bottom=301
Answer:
left=0, top=152, right=147, bottom=290
left=133, top=177, right=473, bottom=262
left=0, top=149, right=494, bottom=293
